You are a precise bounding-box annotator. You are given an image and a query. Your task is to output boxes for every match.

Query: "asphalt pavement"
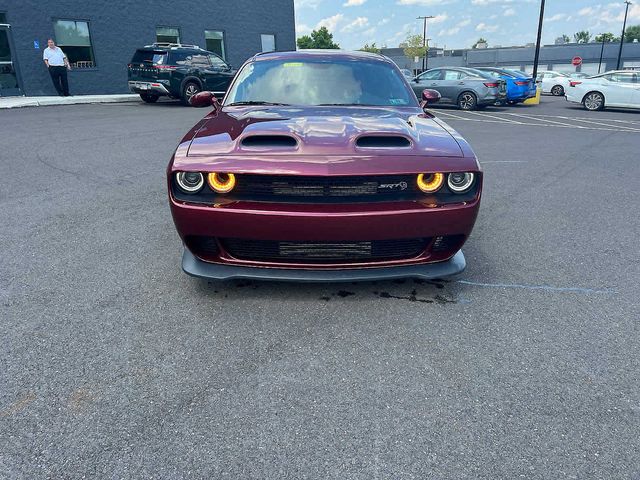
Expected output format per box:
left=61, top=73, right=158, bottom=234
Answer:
left=1, top=96, right=639, bottom=479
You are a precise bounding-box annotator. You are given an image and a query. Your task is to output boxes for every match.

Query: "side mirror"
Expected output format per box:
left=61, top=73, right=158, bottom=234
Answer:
left=420, top=89, right=441, bottom=110
left=190, top=91, right=220, bottom=111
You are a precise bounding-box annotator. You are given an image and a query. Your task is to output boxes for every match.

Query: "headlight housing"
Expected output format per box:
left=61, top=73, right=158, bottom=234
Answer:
left=175, top=172, right=204, bottom=193
left=447, top=172, right=475, bottom=193
left=207, top=172, right=236, bottom=193
left=417, top=173, right=444, bottom=193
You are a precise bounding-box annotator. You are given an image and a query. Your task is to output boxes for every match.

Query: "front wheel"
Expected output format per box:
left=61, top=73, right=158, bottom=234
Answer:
left=457, top=92, right=477, bottom=110
left=140, top=93, right=159, bottom=103
left=181, top=82, right=201, bottom=106
left=551, top=85, right=564, bottom=96
left=583, top=92, right=605, bottom=111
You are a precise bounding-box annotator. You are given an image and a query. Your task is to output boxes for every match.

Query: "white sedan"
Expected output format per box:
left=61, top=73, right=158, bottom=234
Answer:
left=536, top=70, right=572, bottom=96
left=565, top=70, right=640, bottom=111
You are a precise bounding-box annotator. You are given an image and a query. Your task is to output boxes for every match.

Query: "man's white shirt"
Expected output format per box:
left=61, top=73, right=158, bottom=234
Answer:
left=43, top=47, right=66, bottom=66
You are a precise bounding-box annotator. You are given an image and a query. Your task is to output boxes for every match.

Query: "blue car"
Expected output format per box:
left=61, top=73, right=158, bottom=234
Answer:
left=476, top=67, right=536, bottom=104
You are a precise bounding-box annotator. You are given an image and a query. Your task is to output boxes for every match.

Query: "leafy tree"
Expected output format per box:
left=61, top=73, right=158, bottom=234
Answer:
left=360, top=43, right=381, bottom=54
left=472, top=37, right=488, bottom=49
left=574, top=30, right=591, bottom=43
left=561, top=34, right=570, bottom=43
left=625, top=25, right=640, bottom=42
left=400, top=34, right=427, bottom=59
left=595, top=32, right=617, bottom=43
left=296, top=26, right=340, bottom=50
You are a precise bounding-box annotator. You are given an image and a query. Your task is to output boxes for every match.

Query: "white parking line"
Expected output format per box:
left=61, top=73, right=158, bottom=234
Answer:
left=503, top=112, right=589, bottom=128
left=482, top=160, right=526, bottom=164
left=465, top=111, right=525, bottom=124
left=553, top=116, right=640, bottom=131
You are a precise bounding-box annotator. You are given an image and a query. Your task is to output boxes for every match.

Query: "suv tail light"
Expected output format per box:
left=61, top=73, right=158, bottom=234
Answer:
left=483, top=82, right=499, bottom=88
left=569, top=81, right=582, bottom=87
left=155, top=65, right=177, bottom=70
left=514, top=80, right=528, bottom=86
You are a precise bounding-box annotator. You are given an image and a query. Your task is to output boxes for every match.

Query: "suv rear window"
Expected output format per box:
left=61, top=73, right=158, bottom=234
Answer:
left=131, top=50, right=168, bottom=65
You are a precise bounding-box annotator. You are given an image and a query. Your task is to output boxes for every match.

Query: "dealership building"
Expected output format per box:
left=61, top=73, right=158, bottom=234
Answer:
left=382, top=41, right=640, bottom=76
left=0, top=0, right=296, bottom=97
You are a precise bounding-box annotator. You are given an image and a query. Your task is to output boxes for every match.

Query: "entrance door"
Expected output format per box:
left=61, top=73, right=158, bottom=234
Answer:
left=0, top=25, right=22, bottom=96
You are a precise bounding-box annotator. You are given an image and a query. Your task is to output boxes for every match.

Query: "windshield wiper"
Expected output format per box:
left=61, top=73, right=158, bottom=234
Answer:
left=226, top=101, right=290, bottom=106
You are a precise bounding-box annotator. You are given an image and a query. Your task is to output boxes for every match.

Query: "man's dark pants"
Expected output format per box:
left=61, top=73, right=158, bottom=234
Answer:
left=48, top=66, right=70, bottom=96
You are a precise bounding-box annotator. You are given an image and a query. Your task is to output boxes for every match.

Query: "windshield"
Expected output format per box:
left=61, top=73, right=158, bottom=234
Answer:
left=224, top=58, right=417, bottom=107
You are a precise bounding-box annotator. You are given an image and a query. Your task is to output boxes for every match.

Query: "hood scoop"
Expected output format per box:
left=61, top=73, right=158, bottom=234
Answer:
left=241, top=135, right=298, bottom=148
left=356, top=135, right=411, bottom=148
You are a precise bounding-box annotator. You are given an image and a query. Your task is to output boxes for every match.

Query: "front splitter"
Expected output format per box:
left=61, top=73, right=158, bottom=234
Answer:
left=181, top=249, right=465, bottom=282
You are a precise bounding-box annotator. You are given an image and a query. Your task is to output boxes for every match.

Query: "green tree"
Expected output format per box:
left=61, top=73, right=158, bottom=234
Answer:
left=360, top=43, right=381, bottom=54
left=595, top=32, right=617, bottom=42
left=574, top=30, right=591, bottom=43
left=296, top=26, right=340, bottom=49
left=472, top=37, right=488, bottom=49
left=400, top=34, right=427, bottom=60
left=624, top=25, right=640, bottom=42
left=561, top=34, right=570, bottom=43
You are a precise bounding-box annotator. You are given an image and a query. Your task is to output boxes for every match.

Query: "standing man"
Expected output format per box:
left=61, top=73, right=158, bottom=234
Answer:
left=43, top=39, right=71, bottom=96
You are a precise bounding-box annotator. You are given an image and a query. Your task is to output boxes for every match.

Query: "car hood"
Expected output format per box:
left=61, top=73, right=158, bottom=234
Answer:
left=186, top=106, right=465, bottom=158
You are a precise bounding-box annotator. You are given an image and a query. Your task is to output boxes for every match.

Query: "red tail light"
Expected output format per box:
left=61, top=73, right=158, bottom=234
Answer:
left=570, top=81, right=582, bottom=87
left=514, top=81, right=528, bottom=86
left=483, top=82, right=499, bottom=88
left=156, top=65, right=177, bottom=70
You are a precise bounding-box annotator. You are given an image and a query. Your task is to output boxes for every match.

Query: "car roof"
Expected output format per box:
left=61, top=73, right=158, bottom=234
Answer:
left=249, top=49, right=393, bottom=64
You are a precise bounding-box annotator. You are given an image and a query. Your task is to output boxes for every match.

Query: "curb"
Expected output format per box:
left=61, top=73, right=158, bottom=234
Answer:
left=0, top=94, right=141, bottom=109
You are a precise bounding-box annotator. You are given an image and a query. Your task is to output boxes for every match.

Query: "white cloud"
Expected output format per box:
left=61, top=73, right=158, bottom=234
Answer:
left=316, top=13, right=345, bottom=32
left=439, top=27, right=461, bottom=36
left=396, top=0, right=453, bottom=5
left=430, top=13, right=449, bottom=24
left=458, top=19, right=471, bottom=27
left=341, top=16, right=370, bottom=32
left=296, top=23, right=312, bottom=35
left=344, top=0, right=366, bottom=5
left=503, top=8, right=516, bottom=16
left=296, top=0, right=323, bottom=9
left=546, top=13, right=567, bottom=22
left=476, top=22, right=498, bottom=32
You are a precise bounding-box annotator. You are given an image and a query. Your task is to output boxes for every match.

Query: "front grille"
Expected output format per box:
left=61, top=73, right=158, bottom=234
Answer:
left=232, top=175, right=420, bottom=203
left=222, top=238, right=430, bottom=264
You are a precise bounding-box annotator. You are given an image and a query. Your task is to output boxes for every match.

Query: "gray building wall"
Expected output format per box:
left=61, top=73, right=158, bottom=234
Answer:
left=383, top=42, right=640, bottom=75
left=0, top=0, right=296, bottom=96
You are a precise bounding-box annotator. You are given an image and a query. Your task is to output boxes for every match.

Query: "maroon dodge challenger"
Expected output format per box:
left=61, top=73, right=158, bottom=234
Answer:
left=167, top=50, right=482, bottom=281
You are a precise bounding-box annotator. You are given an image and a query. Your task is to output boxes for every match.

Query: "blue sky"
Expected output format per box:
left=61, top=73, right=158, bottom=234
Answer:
left=294, top=0, right=640, bottom=50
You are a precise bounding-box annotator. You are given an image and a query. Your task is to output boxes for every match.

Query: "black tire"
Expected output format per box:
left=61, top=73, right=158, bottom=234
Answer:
left=181, top=81, right=201, bottom=106
left=457, top=91, right=477, bottom=110
left=140, top=93, right=159, bottom=103
left=583, top=91, right=605, bottom=111
left=551, top=85, right=564, bottom=96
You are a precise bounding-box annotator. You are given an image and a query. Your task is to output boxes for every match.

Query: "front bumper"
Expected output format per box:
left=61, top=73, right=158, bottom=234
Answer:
left=128, top=81, right=170, bottom=96
left=182, top=248, right=466, bottom=282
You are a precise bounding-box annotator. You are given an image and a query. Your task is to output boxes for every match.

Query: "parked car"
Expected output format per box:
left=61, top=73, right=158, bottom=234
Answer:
left=168, top=50, right=482, bottom=281
left=565, top=70, right=640, bottom=111
left=475, top=67, right=536, bottom=104
left=503, top=69, right=538, bottom=98
left=127, top=43, right=236, bottom=105
left=409, top=67, right=506, bottom=110
left=536, top=70, right=571, bottom=96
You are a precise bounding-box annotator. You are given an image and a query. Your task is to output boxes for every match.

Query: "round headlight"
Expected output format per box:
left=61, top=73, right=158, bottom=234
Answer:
left=176, top=172, right=204, bottom=193
left=207, top=172, right=236, bottom=193
left=447, top=172, right=475, bottom=193
left=417, top=173, right=444, bottom=193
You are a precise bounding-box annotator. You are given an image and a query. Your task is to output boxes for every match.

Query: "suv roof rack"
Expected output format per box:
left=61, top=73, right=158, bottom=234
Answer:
left=143, top=42, right=202, bottom=49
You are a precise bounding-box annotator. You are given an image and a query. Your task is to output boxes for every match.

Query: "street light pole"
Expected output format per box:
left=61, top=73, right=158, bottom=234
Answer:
left=598, top=34, right=606, bottom=73
left=425, top=38, right=432, bottom=70
left=417, top=15, right=434, bottom=72
left=532, top=0, right=546, bottom=80
left=616, top=1, right=632, bottom=70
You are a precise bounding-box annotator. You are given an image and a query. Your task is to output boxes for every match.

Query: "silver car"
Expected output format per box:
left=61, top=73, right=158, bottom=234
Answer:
left=409, top=67, right=506, bottom=110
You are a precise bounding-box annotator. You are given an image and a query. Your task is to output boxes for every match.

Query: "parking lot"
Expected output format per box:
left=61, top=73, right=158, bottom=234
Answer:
left=1, top=96, right=639, bottom=479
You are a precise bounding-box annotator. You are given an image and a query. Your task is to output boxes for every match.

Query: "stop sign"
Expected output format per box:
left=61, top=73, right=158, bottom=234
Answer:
left=572, top=56, right=582, bottom=66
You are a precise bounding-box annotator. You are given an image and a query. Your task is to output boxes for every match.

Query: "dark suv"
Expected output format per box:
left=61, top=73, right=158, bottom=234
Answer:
left=127, top=43, right=236, bottom=105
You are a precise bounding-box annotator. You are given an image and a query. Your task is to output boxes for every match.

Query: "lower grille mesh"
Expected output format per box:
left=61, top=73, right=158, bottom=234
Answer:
left=222, top=238, right=430, bottom=264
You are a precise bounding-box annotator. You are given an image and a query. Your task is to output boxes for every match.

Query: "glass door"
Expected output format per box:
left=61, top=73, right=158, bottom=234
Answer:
left=0, top=25, right=22, bottom=96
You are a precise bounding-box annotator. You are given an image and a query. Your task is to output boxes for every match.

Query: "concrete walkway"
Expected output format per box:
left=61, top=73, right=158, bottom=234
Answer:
left=0, top=94, right=140, bottom=109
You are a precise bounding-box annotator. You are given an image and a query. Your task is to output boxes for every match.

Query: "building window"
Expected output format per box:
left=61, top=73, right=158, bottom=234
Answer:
left=53, top=20, right=95, bottom=68
left=205, top=30, right=225, bottom=59
left=261, top=34, right=275, bottom=53
left=156, top=26, right=180, bottom=44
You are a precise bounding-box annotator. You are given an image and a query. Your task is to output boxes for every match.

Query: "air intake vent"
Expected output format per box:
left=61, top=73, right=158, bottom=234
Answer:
left=241, top=135, right=297, bottom=148
left=356, top=136, right=411, bottom=148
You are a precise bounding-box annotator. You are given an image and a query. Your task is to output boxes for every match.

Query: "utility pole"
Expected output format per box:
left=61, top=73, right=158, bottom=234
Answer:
left=425, top=38, right=432, bottom=70
left=417, top=15, right=434, bottom=72
left=616, top=1, right=632, bottom=70
left=532, top=0, right=545, bottom=80
left=598, top=34, right=606, bottom=73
